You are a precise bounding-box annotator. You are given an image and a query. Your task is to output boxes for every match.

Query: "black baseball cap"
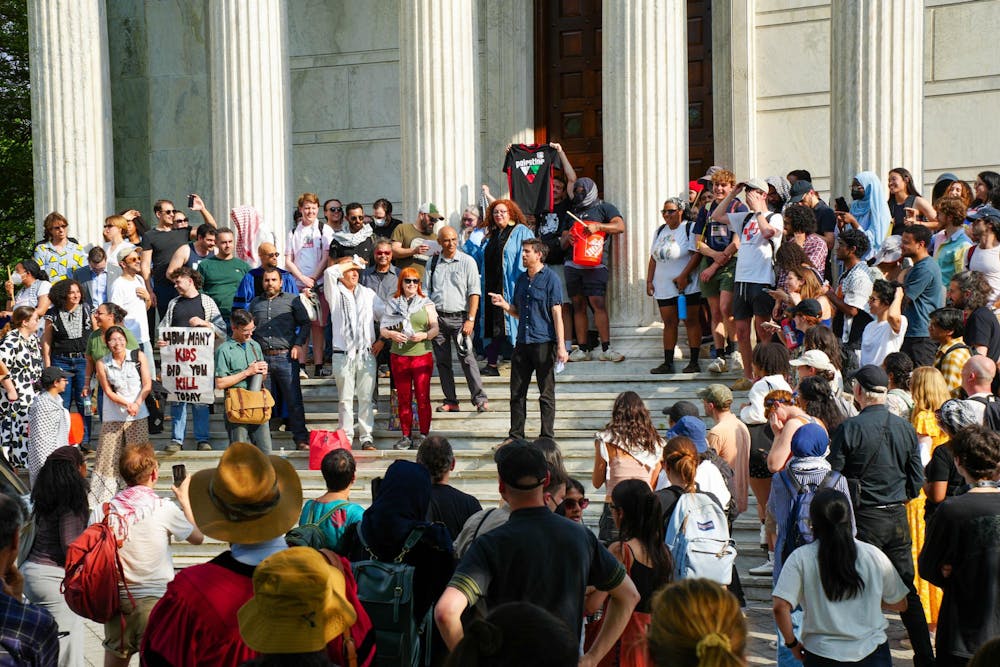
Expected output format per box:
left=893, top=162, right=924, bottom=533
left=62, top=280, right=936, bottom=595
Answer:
left=494, top=439, right=548, bottom=490
left=39, top=366, right=71, bottom=388
left=789, top=298, right=822, bottom=318
left=850, top=365, right=889, bottom=393
left=788, top=180, right=814, bottom=204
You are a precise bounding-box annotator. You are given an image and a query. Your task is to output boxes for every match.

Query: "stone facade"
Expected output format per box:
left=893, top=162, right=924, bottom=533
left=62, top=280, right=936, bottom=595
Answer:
left=28, top=0, right=1000, bottom=344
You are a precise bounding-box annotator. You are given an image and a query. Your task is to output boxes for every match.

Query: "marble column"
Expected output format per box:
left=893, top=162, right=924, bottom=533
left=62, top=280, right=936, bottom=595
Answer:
left=712, top=0, right=756, bottom=179
left=209, top=0, right=292, bottom=251
left=399, top=0, right=478, bottom=225
left=27, top=0, right=115, bottom=244
left=603, top=0, right=688, bottom=331
left=830, top=0, right=923, bottom=198
left=483, top=2, right=534, bottom=198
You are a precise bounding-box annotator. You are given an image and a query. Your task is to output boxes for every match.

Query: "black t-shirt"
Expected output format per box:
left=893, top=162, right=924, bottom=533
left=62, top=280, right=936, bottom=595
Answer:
left=503, top=144, right=559, bottom=216
left=449, top=506, right=625, bottom=635
left=919, top=492, right=1000, bottom=660
left=170, top=295, right=206, bottom=327
left=537, top=199, right=572, bottom=265
left=568, top=201, right=623, bottom=268
left=923, top=445, right=967, bottom=520
left=328, top=234, right=376, bottom=266
left=813, top=201, right=837, bottom=237
left=142, top=228, right=191, bottom=281
left=964, top=306, right=1000, bottom=361
left=371, top=217, right=402, bottom=240
left=428, top=484, right=483, bottom=541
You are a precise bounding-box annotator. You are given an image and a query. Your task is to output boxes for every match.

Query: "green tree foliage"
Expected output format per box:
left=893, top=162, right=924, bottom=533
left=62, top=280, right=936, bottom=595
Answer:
left=0, top=0, right=34, bottom=271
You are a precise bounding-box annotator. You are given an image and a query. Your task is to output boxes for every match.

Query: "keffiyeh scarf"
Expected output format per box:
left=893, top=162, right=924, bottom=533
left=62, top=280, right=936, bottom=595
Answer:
left=380, top=295, right=433, bottom=338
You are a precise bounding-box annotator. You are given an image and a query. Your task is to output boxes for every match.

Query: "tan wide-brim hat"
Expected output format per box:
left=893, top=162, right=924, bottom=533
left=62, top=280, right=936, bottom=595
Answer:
left=238, top=547, right=357, bottom=653
left=189, top=442, right=303, bottom=543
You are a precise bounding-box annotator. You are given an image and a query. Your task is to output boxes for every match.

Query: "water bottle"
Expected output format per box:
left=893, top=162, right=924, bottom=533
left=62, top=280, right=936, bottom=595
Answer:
left=781, top=320, right=798, bottom=349
left=83, top=395, right=92, bottom=414
left=677, top=293, right=687, bottom=320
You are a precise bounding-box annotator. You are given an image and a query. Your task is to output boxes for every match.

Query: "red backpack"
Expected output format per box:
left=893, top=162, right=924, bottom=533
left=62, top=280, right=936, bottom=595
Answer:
left=61, top=504, right=135, bottom=625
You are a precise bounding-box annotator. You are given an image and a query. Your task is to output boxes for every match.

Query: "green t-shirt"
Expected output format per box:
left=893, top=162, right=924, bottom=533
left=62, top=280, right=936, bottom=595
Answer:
left=86, top=328, right=139, bottom=362
left=215, top=338, right=264, bottom=390
left=198, top=256, right=250, bottom=317
left=392, top=306, right=433, bottom=356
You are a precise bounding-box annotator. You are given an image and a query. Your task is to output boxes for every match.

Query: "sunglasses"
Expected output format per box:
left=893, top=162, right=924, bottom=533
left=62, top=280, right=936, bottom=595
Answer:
left=661, top=209, right=680, bottom=214
left=160, top=209, right=176, bottom=215
left=403, top=278, right=420, bottom=285
left=174, top=219, right=189, bottom=224
left=562, top=498, right=590, bottom=510
left=327, top=206, right=343, bottom=213
left=348, top=215, right=365, bottom=222
left=375, top=250, right=392, bottom=256
left=262, top=252, right=280, bottom=258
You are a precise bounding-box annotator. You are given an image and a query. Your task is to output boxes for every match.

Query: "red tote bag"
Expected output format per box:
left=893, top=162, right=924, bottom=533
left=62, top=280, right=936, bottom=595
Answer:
left=308, top=429, right=352, bottom=470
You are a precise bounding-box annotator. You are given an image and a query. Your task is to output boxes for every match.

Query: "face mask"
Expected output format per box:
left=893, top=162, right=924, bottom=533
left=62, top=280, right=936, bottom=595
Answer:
left=10, top=272, right=23, bottom=286
left=372, top=216, right=386, bottom=227
left=850, top=187, right=865, bottom=201
left=572, top=190, right=586, bottom=207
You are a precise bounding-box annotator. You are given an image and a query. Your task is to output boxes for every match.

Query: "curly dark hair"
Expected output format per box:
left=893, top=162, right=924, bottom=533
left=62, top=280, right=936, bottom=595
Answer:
left=882, top=352, right=913, bottom=391
left=485, top=199, right=527, bottom=234
left=935, top=196, right=967, bottom=227
left=48, top=278, right=83, bottom=311
left=803, top=325, right=843, bottom=373
left=871, top=279, right=898, bottom=307
left=797, top=376, right=846, bottom=432
left=416, top=436, right=454, bottom=484
left=949, top=425, right=1000, bottom=481
left=602, top=391, right=664, bottom=456
left=838, top=227, right=870, bottom=259
left=752, top=342, right=790, bottom=378
left=951, top=271, right=992, bottom=311
left=783, top=204, right=818, bottom=235
left=168, top=265, right=203, bottom=290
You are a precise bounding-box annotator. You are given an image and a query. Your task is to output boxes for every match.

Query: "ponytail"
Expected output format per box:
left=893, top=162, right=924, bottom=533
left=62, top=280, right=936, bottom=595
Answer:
left=662, top=436, right=699, bottom=493
left=647, top=578, right=746, bottom=667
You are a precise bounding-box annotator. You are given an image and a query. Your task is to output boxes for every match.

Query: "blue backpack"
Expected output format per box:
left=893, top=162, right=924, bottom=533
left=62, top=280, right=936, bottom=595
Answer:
left=779, top=469, right=842, bottom=564
left=665, top=492, right=737, bottom=585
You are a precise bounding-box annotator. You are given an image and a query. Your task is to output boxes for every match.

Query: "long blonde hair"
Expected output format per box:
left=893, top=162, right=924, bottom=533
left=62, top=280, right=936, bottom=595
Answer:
left=647, top=579, right=746, bottom=667
left=910, top=367, right=951, bottom=428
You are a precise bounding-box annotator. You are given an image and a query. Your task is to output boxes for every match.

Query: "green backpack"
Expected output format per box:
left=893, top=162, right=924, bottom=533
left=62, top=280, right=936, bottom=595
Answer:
left=285, top=500, right=348, bottom=550
left=351, top=524, right=431, bottom=667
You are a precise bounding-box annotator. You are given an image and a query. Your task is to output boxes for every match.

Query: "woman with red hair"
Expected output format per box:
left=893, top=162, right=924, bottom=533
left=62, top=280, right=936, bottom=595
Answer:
left=381, top=267, right=439, bottom=450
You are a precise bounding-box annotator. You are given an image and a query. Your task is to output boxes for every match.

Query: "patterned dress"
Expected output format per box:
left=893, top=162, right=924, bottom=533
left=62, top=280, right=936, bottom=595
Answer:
left=0, top=331, right=44, bottom=467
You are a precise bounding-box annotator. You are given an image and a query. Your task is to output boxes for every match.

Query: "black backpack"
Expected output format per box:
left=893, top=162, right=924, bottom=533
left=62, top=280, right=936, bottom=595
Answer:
left=969, top=395, right=1000, bottom=431
left=779, top=469, right=842, bottom=564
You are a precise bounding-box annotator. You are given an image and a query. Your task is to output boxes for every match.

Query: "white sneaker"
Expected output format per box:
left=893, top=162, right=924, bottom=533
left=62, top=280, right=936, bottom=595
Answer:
left=598, top=347, right=625, bottom=362
left=568, top=348, right=591, bottom=362
left=707, top=356, right=728, bottom=374
left=731, top=350, right=744, bottom=370
left=748, top=552, right=774, bottom=577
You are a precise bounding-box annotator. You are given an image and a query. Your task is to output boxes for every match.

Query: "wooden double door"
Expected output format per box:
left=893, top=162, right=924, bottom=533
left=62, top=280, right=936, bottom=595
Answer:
left=534, top=0, right=714, bottom=192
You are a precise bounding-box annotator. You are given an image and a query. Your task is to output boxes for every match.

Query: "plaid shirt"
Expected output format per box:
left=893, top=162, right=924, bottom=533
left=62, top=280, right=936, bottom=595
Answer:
left=934, top=337, right=972, bottom=394
left=0, top=592, right=59, bottom=666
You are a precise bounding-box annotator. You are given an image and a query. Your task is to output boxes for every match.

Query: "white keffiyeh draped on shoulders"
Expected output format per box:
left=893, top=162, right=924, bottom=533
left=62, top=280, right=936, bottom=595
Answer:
left=380, top=295, right=434, bottom=337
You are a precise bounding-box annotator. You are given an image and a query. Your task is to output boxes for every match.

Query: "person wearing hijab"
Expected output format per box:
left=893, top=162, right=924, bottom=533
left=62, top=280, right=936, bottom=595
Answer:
left=765, top=176, right=792, bottom=213
left=562, top=177, right=627, bottom=362
left=837, top=171, right=892, bottom=261
left=342, top=460, right=455, bottom=662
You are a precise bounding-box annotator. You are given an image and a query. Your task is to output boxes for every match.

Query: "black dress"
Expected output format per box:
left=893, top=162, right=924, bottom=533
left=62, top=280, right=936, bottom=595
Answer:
left=483, top=225, right=514, bottom=338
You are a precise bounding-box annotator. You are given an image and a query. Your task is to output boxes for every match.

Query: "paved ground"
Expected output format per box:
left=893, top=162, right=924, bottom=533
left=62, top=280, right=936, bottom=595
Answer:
left=81, top=602, right=917, bottom=665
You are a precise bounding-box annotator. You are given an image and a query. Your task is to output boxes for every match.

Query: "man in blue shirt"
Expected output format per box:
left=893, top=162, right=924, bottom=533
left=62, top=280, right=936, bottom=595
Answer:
left=900, top=224, right=945, bottom=367
left=488, top=239, right=569, bottom=447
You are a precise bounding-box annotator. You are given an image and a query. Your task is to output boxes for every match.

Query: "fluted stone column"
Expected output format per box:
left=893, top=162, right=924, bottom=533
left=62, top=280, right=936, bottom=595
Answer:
left=399, top=0, right=478, bottom=225
left=483, top=2, right=533, bottom=197
left=603, top=0, right=688, bottom=331
left=209, top=0, right=292, bottom=250
left=712, top=0, right=756, bottom=179
left=830, top=0, right=923, bottom=197
left=27, top=0, right=114, bottom=243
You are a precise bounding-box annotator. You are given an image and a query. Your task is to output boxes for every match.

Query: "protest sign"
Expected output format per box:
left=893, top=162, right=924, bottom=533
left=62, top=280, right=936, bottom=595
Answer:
left=159, top=327, right=215, bottom=404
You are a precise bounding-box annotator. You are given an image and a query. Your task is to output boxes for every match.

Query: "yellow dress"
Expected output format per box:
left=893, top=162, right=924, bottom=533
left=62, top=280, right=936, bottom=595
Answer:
left=909, top=409, right=947, bottom=625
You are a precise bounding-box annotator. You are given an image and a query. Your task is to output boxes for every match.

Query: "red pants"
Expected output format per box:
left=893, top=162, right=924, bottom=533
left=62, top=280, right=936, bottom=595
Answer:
left=390, top=352, right=433, bottom=437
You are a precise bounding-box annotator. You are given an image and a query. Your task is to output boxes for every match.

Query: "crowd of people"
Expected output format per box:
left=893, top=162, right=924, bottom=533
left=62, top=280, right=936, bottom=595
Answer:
left=2, top=161, right=1000, bottom=666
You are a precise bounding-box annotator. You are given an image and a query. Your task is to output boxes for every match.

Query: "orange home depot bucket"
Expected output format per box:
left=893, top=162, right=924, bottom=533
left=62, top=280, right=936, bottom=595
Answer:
left=570, top=221, right=606, bottom=267
left=69, top=412, right=84, bottom=445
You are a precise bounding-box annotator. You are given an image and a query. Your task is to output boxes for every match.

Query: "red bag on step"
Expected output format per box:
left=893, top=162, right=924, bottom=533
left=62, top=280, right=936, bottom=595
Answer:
left=309, top=429, right=352, bottom=470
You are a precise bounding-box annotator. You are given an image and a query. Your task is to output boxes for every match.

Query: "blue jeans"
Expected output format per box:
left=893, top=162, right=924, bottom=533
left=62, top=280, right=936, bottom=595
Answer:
left=777, top=607, right=804, bottom=667
left=53, top=354, right=90, bottom=445
left=170, top=402, right=210, bottom=445
left=265, top=353, right=309, bottom=444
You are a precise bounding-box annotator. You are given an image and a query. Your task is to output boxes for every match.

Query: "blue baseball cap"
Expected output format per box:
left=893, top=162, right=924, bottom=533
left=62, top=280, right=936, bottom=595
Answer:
left=666, top=415, right=708, bottom=454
